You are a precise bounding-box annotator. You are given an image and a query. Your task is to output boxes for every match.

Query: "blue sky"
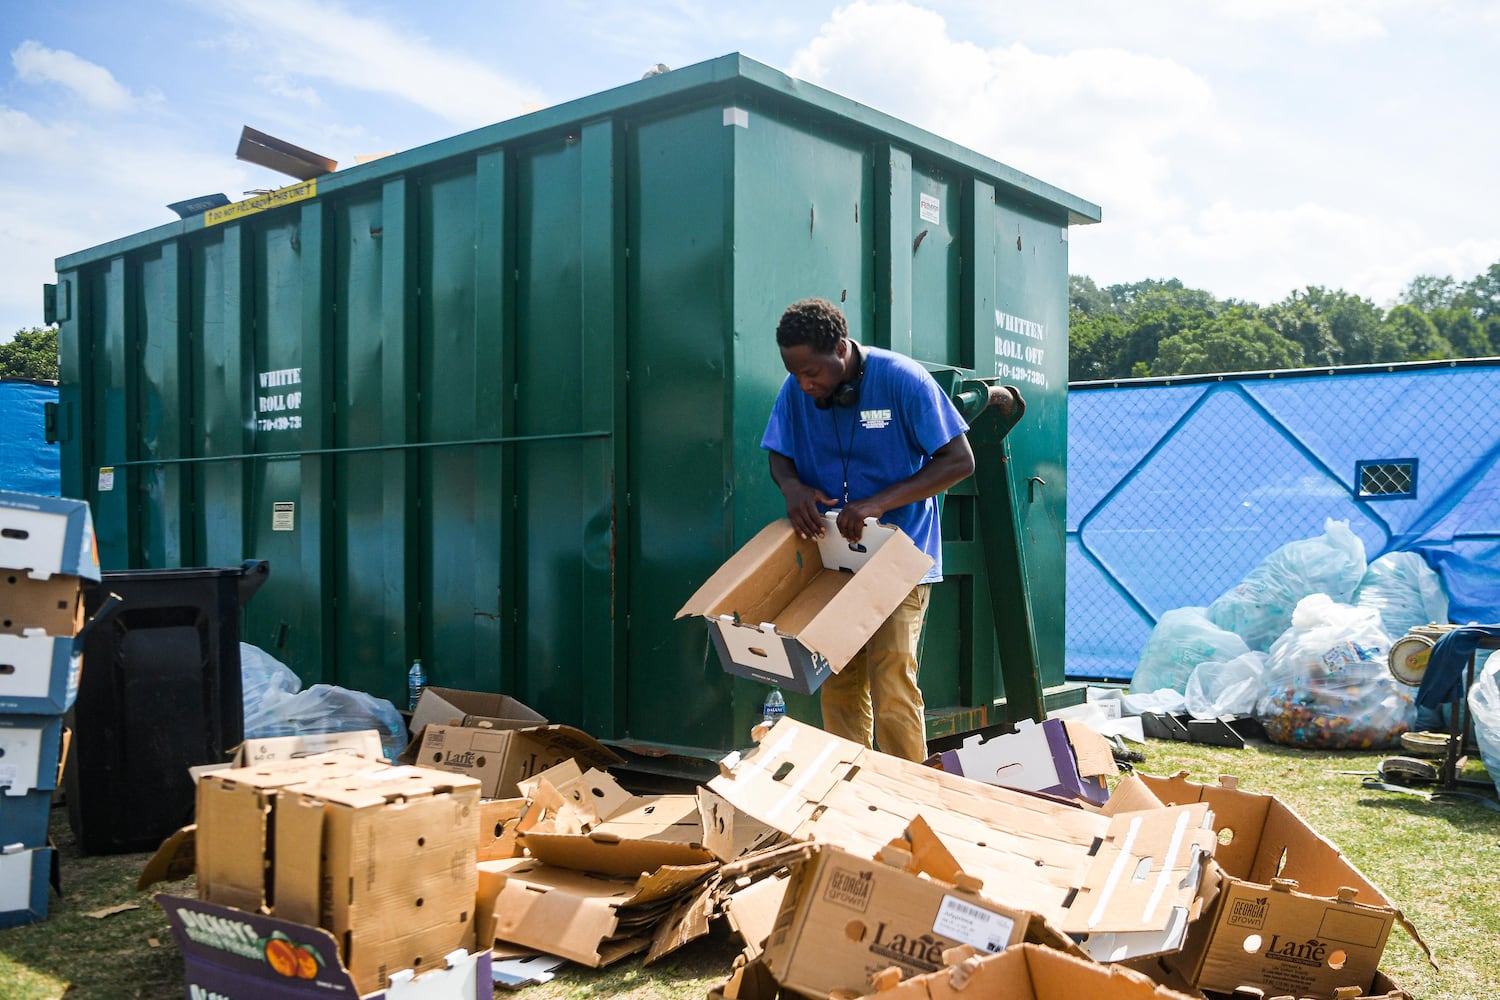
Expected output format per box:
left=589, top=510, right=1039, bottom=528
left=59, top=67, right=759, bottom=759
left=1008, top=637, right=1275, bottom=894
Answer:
left=2, top=0, right=1498, bottom=342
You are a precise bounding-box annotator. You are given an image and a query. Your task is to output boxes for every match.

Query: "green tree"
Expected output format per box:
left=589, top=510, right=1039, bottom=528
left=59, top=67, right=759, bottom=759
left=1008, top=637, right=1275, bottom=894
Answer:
left=0, top=327, right=59, bottom=381
left=1374, top=304, right=1447, bottom=362
left=1431, top=307, right=1492, bottom=358
left=1153, top=308, right=1302, bottom=375
left=1068, top=309, right=1128, bottom=381
left=1457, top=262, right=1500, bottom=322
left=1261, top=297, right=1340, bottom=367
left=1068, top=274, right=1112, bottom=319
left=1399, top=274, right=1458, bottom=312
left=1290, top=286, right=1384, bottom=365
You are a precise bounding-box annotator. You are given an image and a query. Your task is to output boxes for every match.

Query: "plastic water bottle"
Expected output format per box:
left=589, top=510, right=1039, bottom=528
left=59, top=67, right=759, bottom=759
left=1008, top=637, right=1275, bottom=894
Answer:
left=761, top=687, right=786, bottom=727
left=407, top=658, right=427, bottom=712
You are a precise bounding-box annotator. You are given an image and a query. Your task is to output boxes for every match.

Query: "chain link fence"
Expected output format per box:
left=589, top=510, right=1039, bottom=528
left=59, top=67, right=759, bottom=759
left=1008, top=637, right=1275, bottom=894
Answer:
left=1067, top=359, right=1500, bottom=681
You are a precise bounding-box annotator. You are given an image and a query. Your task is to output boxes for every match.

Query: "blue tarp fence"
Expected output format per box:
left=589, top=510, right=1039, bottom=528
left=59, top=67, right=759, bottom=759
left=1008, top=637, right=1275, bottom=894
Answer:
left=0, top=379, right=60, bottom=496
left=1067, top=360, right=1500, bottom=681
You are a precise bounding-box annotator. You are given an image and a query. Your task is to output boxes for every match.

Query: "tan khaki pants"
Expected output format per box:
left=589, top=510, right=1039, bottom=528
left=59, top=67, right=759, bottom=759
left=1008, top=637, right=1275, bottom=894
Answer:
left=818, top=583, right=930, bottom=761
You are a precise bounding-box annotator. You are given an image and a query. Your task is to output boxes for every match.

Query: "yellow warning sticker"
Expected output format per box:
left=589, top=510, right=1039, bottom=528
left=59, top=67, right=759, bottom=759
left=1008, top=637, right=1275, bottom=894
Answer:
left=204, top=179, right=318, bottom=226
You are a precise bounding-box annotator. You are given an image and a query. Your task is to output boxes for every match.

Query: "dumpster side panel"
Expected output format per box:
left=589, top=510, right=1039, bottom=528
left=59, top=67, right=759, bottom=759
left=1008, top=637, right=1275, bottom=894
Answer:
left=136, top=244, right=189, bottom=568
left=417, top=166, right=506, bottom=701
left=625, top=104, right=737, bottom=746
left=989, top=199, right=1071, bottom=688
left=727, top=105, right=875, bottom=736
left=241, top=218, right=316, bottom=674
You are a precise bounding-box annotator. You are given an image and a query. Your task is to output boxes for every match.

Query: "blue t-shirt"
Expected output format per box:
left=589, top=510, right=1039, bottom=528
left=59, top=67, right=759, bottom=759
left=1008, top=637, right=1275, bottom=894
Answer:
left=760, top=345, right=969, bottom=583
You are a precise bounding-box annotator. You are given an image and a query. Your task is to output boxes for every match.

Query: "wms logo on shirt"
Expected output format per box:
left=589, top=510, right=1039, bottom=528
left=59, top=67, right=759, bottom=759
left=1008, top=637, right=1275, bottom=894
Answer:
left=860, top=409, right=892, bottom=429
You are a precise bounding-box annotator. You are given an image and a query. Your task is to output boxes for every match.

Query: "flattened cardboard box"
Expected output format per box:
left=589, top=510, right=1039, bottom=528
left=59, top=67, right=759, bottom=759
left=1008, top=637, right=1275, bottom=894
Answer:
left=413, top=722, right=622, bottom=798
left=235, top=729, right=388, bottom=767
left=676, top=515, right=934, bottom=695
left=935, top=717, right=1115, bottom=806
left=159, top=893, right=492, bottom=999
left=409, top=687, right=546, bottom=737
left=519, top=767, right=716, bottom=875
left=272, top=766, right=482, bottom=996
left=478, top=856, right=718, bottom=967
left=1134, top=771, right=1429, bottom=999
left=708, top=717, right=1216, bottom=962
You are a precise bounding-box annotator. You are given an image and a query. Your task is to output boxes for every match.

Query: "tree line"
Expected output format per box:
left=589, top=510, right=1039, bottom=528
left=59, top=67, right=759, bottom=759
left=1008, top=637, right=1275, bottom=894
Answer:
left=8, top=261, right=1500, bottom=386
left=1069, top=261, right=1500, bottom=381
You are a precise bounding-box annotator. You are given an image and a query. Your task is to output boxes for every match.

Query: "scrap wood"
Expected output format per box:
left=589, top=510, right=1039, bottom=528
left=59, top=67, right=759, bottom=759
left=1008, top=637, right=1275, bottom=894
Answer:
left=86, top=903, right=139, bottom=919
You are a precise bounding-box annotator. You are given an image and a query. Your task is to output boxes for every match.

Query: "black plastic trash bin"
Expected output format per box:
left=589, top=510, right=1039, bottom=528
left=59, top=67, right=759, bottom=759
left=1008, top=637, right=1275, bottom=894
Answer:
left=65, top=560, right=269, bottom=854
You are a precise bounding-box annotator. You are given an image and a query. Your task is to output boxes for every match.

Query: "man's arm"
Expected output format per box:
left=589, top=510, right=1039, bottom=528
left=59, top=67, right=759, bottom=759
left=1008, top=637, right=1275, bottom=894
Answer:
left=836, top=433, right=975, bottom=542
left=768, top=451, right=839, bottom=539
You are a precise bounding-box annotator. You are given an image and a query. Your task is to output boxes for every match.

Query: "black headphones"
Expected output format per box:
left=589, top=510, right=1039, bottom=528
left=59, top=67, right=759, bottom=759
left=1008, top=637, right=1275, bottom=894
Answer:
left=814, top=343, right=866, bottom=410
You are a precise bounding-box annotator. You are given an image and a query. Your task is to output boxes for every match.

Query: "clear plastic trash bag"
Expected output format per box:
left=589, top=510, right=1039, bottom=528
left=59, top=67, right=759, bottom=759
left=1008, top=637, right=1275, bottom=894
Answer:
left=1185, top=651, right=1267, bottom=720
left=1466, top=650, right=1500, bottom=800
left=241, top=643, right=406, bottom=759
left=1255, top=594, right=1413, bottom=749
left=1207, top=518, right=1367, bottom=652
left=1353, top=550, right=1449, bottom=640
left=1130, top=607, right=1250, bottom=695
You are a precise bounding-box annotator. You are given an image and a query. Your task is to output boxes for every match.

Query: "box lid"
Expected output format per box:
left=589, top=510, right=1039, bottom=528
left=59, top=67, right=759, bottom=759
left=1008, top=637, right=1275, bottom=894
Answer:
left=0, top=492, right=100, bottom=582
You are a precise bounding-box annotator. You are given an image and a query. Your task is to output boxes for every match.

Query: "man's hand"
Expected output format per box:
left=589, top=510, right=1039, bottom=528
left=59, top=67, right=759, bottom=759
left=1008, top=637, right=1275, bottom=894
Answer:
left=835, top=499, right=885, bottom=543
left=782, top=480, right=837, bottom=539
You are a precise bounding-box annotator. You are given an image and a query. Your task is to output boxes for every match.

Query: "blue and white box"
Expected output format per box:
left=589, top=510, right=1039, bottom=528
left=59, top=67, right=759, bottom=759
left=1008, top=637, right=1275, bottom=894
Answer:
left=0, top=845, right=53, bottom=928
left=0, top=634, right=82, bottom=715
left=0, top=492, right=100, bottom=582
left=0, top=714, right=64, bottom=795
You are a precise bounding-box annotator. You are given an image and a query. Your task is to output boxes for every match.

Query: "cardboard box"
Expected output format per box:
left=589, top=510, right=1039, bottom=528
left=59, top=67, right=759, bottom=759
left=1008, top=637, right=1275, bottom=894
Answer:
left=0, top=789, right=53, bottom=848
left=518, top=767, right=717, bottom=875
left=413, top=722, right=622, bottom=799
left=272, top=766, right=481, bottom=995
left=676, top=514, right=935, bottom=694
left=0, top=713, right=63, bottom=795
left=1135, top=772, right=1428, bottom=999
left=0, top=572, right=86, bottom=638
left=478, top=856, right=718, bottom=967
left=764, top=835, right=1048, bottom=998
left=409, top=687, right=546, bottom=737
left=158, top=893, right=491, bottom=999
left=0, top=845, right=52, bottom=928
left=934, top=717, right=1116, bottom=806
left=195, top=756, right=390, bottom=912
left=236, top=729, right=389, bottom=767
left=708, top=717, right=1216, bottom=962
left=0, top=492, right=100, bottom=582
left=699, top=784, right=781, bottom=862
left=851, top=941, right=1203, bottom=1000
left=0, top=634, right=82, bottom=714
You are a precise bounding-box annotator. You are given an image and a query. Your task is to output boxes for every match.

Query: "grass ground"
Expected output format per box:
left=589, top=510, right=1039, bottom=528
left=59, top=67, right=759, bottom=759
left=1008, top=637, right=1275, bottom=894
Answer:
left=2, top=737, right=1496, bottom=998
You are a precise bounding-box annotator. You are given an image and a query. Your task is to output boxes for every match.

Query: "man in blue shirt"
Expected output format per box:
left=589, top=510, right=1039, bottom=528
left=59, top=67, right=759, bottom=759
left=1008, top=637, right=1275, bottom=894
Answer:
left=761, top=297, right=974, bottom=761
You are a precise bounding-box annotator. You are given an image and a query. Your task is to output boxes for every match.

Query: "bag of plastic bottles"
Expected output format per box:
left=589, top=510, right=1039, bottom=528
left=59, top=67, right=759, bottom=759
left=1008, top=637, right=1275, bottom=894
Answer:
left=1207, top=518, right=1367, bottom=651
left=1353, top=550, right=1449, bottom=640
left=1184, top=651, right=1267, bottom=720
left=1130, top=607, right=1250, bottom=694
left=1255, top=594, right=1413, bottom=749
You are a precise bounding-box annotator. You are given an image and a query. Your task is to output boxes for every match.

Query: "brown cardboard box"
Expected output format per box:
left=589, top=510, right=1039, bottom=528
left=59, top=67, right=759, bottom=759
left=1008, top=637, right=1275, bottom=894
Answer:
left=1133, top=772, right=1429, bottom=999
left=852, top=941, right=1203, bottom=1000
left=0, top=573, right=85, bottom=638
left=413, top=722, right=622, bottom=798
left=194, top=756, right=388, bottom=912
left=272, top=765, right=482, bottom=994
left=409, top=687, right=547, bottom=737
left=708, top=717, right=1216, bottom=962
left=518, top=768, right=716, bottom=875
left=234, top=729, right=388, bottom=767
left=763, top=833, right=1052, bottom=998
left=676, top=514, right=935, bottom=694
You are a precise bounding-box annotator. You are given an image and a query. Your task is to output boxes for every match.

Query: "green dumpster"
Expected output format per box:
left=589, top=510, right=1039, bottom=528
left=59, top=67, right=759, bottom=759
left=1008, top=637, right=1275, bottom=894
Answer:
left=49, top=53, right=1099, bottom=752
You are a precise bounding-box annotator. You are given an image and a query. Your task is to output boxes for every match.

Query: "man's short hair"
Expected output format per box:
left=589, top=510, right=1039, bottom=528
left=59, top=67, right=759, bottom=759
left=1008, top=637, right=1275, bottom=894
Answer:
left=776, top=298, right=847, bottom=355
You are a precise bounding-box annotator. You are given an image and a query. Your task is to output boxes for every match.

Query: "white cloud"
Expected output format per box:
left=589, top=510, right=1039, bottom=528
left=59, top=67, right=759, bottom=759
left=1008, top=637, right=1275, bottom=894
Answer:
left=212, top=0, right=547, bottom=129
left=0, top=105, right=78, bottom=158
left=1221, top=0, right=1391, bottom=41
left=11, top=40, right=137, bottom=111
left=256, top=74, right=322, bottom=108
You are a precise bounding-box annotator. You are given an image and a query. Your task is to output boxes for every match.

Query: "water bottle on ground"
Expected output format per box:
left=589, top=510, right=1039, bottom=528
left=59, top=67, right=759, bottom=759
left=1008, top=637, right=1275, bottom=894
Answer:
left=761, top=687, right=786, bottom=727
left=407, top=658, right=427, bottom=712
